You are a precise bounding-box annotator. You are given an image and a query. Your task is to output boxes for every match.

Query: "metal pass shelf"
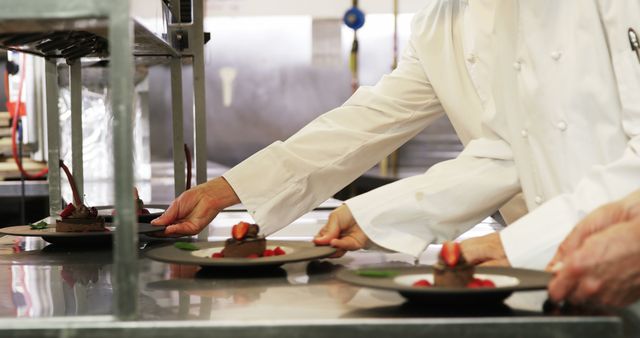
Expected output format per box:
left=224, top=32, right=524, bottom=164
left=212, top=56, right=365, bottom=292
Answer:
left=0, top=18, right=180, bottom=60
left=0, top=0, right=209, bottom=324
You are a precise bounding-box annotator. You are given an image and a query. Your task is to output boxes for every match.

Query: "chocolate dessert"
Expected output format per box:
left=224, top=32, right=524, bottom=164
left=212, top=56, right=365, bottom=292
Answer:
left=56, top=160, right=105, bottom=232
left=433, top=241, right=474, bottom=287
left=221, top=222, right=266, bottom=258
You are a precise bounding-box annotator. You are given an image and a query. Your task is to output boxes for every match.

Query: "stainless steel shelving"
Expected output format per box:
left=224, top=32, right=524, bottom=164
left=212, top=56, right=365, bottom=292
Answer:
left=0, top=0, right=208, bottom=323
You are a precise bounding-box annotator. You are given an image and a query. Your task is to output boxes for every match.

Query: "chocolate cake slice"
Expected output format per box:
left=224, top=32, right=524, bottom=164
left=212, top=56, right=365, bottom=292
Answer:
left=433, top=241, right=475, bottom=287
left=221, top=222, right=266, bottom=258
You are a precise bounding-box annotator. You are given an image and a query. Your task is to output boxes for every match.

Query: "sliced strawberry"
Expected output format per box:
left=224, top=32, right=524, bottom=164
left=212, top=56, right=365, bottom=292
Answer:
left=273, top=246, right=286, bottom=256
left=263, top=249, right=275, bottom=257
left=59, top=203, right=76, bottom=218
left=246, top=253, right=260, bottom=258
left=440, top=241, right=461, bottom=267
left=211, top=252, right=224, bottom=258
left=412, top=279, right=432, bottom=287
left=481, top=279, right=496, bottom=288
left=231, top=222, right=250, bottom=240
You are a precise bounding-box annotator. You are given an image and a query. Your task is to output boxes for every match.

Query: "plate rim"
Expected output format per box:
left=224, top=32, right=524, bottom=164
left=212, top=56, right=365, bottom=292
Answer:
left=0, top=223, right=165, bottom=237
left=144, top=240, right=337, bottom=267
left=337, top=266, right=551, bottom=295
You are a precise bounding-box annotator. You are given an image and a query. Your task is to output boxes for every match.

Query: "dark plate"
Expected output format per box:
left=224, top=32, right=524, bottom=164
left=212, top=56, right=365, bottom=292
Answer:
left=96, top=205, right=166, bottom=224
left=0, top=223, right=165, bottom=246
left=337, top=266, right=550, bottom=305
left=144, top=240, right=336, bottom=268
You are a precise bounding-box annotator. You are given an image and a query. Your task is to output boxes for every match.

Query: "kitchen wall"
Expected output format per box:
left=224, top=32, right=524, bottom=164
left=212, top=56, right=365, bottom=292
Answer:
left=148, top=8, right=462, bottom=177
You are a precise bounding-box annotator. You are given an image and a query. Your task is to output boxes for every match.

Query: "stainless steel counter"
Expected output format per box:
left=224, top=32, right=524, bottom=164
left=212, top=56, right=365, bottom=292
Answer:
left=0, top=210, right=635, bottom=338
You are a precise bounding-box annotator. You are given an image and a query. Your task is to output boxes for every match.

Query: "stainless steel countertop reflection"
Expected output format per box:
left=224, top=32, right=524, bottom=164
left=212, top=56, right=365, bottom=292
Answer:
left=0, top=210, right=634, bottom=338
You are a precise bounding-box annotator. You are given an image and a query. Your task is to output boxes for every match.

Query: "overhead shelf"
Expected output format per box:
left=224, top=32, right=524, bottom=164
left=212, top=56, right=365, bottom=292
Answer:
left=0, top=18, right=179, bottom=62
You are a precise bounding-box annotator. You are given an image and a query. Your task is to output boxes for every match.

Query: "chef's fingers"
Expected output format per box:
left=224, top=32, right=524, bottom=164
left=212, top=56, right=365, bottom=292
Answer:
left=547, top=201, right=627, bottom=271
left=460, top=232, right=503, bottom=265
left=164, top=221, right=201, bottom=236
left=547, top=255, right=585, bottom=303
left=566, top=277, right=602, bottom=306
left=330, top=236, right=366, bottom=252
left=313, top=212, right=343, bottom=245
left=152, top=200, right=179, bottom=225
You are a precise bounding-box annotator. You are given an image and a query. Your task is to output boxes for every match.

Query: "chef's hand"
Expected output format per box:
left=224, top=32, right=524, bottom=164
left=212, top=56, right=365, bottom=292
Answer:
left=460, top=232, right=510, bottom=267
left=547, top=190, right=640, bottom=307
left=151, top=177, right=240, bottom=236
left=313, top=204, right=369, bottom=258
left=547, top=190, right=640, bottom=270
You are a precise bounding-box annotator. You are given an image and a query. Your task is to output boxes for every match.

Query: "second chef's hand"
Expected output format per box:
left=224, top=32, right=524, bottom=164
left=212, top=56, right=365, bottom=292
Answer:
left=313, top=204, right=370, bottom=257
left=460, top=232, right=510, bottom=267
left=151, top=177, right=240, bottom=235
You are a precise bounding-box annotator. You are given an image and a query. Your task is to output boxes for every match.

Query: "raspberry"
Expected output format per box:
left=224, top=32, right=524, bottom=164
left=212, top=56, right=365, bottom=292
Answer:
left=263, top=249, right=275, bottom=257
left=467, top=278, right=484, bottom=288
left=412, top=279, right=432, bottom=287
left=481, top=279, right=496, bottom=288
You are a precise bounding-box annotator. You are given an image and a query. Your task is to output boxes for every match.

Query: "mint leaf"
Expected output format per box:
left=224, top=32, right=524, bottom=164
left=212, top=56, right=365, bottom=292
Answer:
left=30, top=221, right=48, bottom=230
left=356, top=269, right=398, bottom=278
left=174, top=242, right=199, bottom=251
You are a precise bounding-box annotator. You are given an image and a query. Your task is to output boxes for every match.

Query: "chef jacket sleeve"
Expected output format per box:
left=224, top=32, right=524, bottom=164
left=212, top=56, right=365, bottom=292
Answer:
left=223, top=28, right=447, bottom=235
left=500, top=1, right=640, bottom=269
left=345, top=137, right=521, bottom=257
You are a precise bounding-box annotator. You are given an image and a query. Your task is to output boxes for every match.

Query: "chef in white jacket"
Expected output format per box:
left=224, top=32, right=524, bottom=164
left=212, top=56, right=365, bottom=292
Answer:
left=153, top=0, right=640, bottom=270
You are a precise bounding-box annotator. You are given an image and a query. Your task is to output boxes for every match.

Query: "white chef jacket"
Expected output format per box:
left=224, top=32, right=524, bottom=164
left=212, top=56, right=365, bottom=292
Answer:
left=224, top=0, right=640, bottom=269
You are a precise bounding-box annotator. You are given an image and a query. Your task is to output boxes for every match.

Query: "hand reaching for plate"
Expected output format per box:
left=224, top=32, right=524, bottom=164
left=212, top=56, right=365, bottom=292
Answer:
left=460, top=232, right=510, bottom=267
left=151, top=177, right=240, bottom=236
left=313, top=204, right=370, bottom=257
left=547, top=190, right=640, bottom=307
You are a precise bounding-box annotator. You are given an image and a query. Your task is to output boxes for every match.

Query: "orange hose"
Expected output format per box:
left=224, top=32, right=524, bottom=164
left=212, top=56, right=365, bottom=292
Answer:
left=10, top=54, right=48, bottom=179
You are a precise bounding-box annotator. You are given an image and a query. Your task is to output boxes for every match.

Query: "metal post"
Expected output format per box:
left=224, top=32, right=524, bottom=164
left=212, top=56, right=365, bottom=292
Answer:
left=192, top=0, right=207, bottom=186
left=171, top=57, right=185, bottom=197
left=69, top=60, right=84, bottom=199
left=191, top=0, right=208, bottom=240
left=45, top=59, right=61, bottom=216
left=109, top=0, right=137, bottom=321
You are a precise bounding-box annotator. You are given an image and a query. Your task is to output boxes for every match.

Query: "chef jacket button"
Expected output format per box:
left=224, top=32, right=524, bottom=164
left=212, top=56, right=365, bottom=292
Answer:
left=550, top=51, right=562, bottom=61
left=513, top=61, right=522, bottom=71
left=520, top=129, right=528, bottom=137
left=557, top=120, right=567, bottom=131
left=466, top=53, right=477, bottom=64
left=535, top=196, right=543, bottom=204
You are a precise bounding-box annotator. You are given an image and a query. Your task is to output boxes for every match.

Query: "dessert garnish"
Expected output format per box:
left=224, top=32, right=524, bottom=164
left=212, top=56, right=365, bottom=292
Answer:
left=412, top=279, right=432, bottom=287
left=56, top=160, right=105, bottom=232
left=174, top=242, right=199, bottom=251
left=134, top=188, right=150, bottom=215
left=59, top=160, right=98, bottom=219
left=30, top=221, right=48, bottom=230
left=209, top=222, right=285, bottom=258
left=411, top=241, right=496, bottom=289
left=356, top=269, right=399, bottom=278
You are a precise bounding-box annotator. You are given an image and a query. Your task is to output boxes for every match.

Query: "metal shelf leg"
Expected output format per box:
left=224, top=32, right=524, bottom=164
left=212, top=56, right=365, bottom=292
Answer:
left=171, top=57, right=185, bottom=197
left=45, top=59, right=61, bottom=216
left=110, top=0, right=137, bottom=321
left=69, top=60, right=84, bottom=198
